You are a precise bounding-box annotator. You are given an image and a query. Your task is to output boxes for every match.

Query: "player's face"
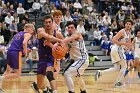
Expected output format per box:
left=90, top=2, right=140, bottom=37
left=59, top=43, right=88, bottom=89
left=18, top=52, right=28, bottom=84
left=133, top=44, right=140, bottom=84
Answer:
left=125, top=22, right=132, bottom=31
left=28, top=27, right=35, bottom=34
left=137, top=31, right=140, bottom=37
left=44, top=18, right=53, bottom=29
left=54, top=15, right=62, bottom=24
left=67, top=24, right=75, bottom=35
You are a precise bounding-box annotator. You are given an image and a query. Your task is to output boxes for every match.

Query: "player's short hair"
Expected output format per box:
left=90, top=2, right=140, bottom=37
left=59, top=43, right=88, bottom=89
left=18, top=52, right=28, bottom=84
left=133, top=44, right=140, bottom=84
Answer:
left=44, top=14, right=53, bottom=22
left=66, top=21, right=77, bottom=28
left=124, top=19, right=133, bottom=25
left=24, top=23, right=35, bottom=30
left=53, top=10, right=62, bottom=17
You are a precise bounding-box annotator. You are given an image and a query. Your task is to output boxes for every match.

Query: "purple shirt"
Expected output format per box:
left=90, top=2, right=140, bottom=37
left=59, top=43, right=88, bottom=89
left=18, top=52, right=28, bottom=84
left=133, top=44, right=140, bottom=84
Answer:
left=8, top=31, right=26, bottom=51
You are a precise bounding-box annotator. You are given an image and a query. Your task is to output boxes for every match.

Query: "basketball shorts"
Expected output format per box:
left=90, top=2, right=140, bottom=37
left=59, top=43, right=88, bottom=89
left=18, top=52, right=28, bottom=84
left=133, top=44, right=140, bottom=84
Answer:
left=111, top=45, right=126, bottom=64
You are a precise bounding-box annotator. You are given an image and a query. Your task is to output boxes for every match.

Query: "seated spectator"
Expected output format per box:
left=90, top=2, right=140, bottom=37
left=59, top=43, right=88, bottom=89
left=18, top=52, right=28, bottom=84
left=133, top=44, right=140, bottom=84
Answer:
left=4, top=12, right=14, bottom=27
left=32, top=0, right=41, bottom=17
left=93, top=26, right=101, bottom=46
left=77, top=19, right=87, bottom=40
left=26, top=47, right=39, bottom=73
left=101, top=35, right=110, bottom=56
left=17, top=19, right=26, bottom=31
left=73, top=0, right=82, bottom=9
left=17, top=3, right=25, bottom=23
left=9, top=4, right=15, bottom=16
left=64, top=10, right=73, bottom=23
left=9, top=20, right=18, bottom=39
left=125, top=48, right=134, bottom=69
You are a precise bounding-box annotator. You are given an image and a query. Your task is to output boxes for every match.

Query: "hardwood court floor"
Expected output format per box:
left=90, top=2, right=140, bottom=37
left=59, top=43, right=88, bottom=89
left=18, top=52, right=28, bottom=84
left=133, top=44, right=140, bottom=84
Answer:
left=2, top=70, right=140, bottom=93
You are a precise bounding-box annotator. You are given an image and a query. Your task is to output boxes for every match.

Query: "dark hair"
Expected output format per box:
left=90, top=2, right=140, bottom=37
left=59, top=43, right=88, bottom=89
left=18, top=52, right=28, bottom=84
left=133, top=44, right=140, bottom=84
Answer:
left=124, top=19, right=133, bottom=25
left=66, top=21, right=77, bottom=28
left=44, top=15, right=53, bottom=22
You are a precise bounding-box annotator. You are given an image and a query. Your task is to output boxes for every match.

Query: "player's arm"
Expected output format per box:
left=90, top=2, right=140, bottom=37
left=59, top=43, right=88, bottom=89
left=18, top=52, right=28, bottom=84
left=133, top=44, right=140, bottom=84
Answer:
left=132, top=38, right=135, bottom=49
left=112, top=30, right=129, bottom=46
left=23, top=33, right=32, bottom=56
left=62, top=32, right=80, bottom=44
left=38, top=28, right=61, bottom=43
left=56, top=31, right=64, bottom=39
left=44, top=30, right=64, bottom=47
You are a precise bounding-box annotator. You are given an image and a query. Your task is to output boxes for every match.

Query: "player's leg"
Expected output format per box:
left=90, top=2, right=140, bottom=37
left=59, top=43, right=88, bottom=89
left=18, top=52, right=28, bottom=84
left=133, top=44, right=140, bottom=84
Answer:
left=114, top=59, right=127, bottom=87
left=2, top=64, right=13, bottom=76
left=64, top=59, right=88, bottom=93
left=137, top=66, right=140, bottom=78
left=54, top=59, right=60, bottom=78
left=46, top=64, right=57, bottom=93
left=124, top=52, right=140, bottom=77
left=75, top=60, right=89, bottom=93
left=2, top=51, right=22, bottom=79
left=31, top=62, right=49, bottom=93
left=64, top=66, right=75, bottom=93
left=95, top=47, right=121, bottom=81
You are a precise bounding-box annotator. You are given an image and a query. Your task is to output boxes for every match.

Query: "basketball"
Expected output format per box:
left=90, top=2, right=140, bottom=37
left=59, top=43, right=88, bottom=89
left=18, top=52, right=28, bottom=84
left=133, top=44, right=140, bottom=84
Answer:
left=52, top=43, right=68, bottom=59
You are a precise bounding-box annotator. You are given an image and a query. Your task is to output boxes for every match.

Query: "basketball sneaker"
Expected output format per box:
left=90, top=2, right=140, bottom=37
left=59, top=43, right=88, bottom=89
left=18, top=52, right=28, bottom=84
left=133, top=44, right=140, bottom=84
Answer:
left=124, top=69, right=129, bottom=77
left=114, top=82, right=125, bottom=88
left=43, top=87, right=52, bottom=93
left=138, top=72, right=140, bottom=78
left=0, top=89, right=4, bottom=93
left=31, top=82, right=40, bottom=93
left=80, top=89, right=87, bottom=93
left=94, top=70, right=101, bottom=81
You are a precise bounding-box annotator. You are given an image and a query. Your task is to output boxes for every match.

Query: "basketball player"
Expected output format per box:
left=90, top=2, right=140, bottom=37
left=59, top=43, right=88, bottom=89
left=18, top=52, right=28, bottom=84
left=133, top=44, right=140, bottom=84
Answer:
left=59, top=21, right=89, bottom=93
left=124, top=30, right=140, bottom=78
left=95, top=19, right=133, bottom=87
left=0, top=24, right=35, bottom=92
left=31, top=15, right=64, bottom=93
left=52, top=10, right=63, bottom=78
left=52, top=10, right=63, bottom=32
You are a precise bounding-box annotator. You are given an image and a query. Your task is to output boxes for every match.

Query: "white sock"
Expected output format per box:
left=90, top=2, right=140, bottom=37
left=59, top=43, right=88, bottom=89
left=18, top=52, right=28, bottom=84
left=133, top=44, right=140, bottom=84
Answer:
left=0, top=76, right=4, bottom=81
left=43, top=87, right=47, bottom=91
left=0, top=76, right=4, bottom=89
left=53, top=90, right=58, bottom=93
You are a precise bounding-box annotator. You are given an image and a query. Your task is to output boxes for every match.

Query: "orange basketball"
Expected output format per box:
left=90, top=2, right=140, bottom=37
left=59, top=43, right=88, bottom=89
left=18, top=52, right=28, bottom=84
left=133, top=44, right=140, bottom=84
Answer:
left=52, top=43, right=68, bottom=59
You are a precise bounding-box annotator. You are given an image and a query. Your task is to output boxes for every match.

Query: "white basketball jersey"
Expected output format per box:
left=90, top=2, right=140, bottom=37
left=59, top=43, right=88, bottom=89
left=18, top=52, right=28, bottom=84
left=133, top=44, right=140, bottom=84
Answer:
left=118, top=29, right=130, bottom=48
left=69, top=39, right=88, bottom=61
left=54, top=22, right=61, bottom=32
left=135, top=37, right=140, bottom=51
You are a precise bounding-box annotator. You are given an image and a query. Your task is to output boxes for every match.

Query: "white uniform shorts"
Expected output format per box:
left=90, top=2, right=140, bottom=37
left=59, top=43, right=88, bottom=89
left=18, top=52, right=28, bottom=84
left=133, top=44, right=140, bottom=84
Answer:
left=67, top=59, right=89, bottom=76
left=111, top=45, right=126, bottom=64
left=134, top=50, right=140, bottom=60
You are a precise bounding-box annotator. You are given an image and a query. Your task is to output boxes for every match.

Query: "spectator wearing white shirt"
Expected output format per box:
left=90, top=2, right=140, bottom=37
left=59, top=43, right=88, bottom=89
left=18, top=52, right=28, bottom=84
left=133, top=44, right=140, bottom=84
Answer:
left=32, top=0, right=41, bottom=17
left=64, top=11, right=73, bottom=23
left=17, top=3, right=25, bottom=23
left=93, top=27, right=101, bottom=45
left=17, top=3, right=25, bottom=15
left=4, top=12, right=14, bottom=26
left=77, top=19, right=87, bottom=40
left=74, top=0, right=82, bottom=9
left=40, top=0, right=46, bottom=8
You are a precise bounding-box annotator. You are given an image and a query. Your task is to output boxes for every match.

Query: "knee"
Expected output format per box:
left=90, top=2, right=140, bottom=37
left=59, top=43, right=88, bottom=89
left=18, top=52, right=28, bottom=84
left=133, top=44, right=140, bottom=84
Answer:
left=46, top=71, right=55, bottom=81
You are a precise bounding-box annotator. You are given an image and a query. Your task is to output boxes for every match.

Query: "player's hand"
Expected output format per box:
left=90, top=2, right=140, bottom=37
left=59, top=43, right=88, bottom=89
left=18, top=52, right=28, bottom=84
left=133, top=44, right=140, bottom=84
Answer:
left=44, top=40, right=50, bottom=46
left=124, top=43, right=132, bottom=48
